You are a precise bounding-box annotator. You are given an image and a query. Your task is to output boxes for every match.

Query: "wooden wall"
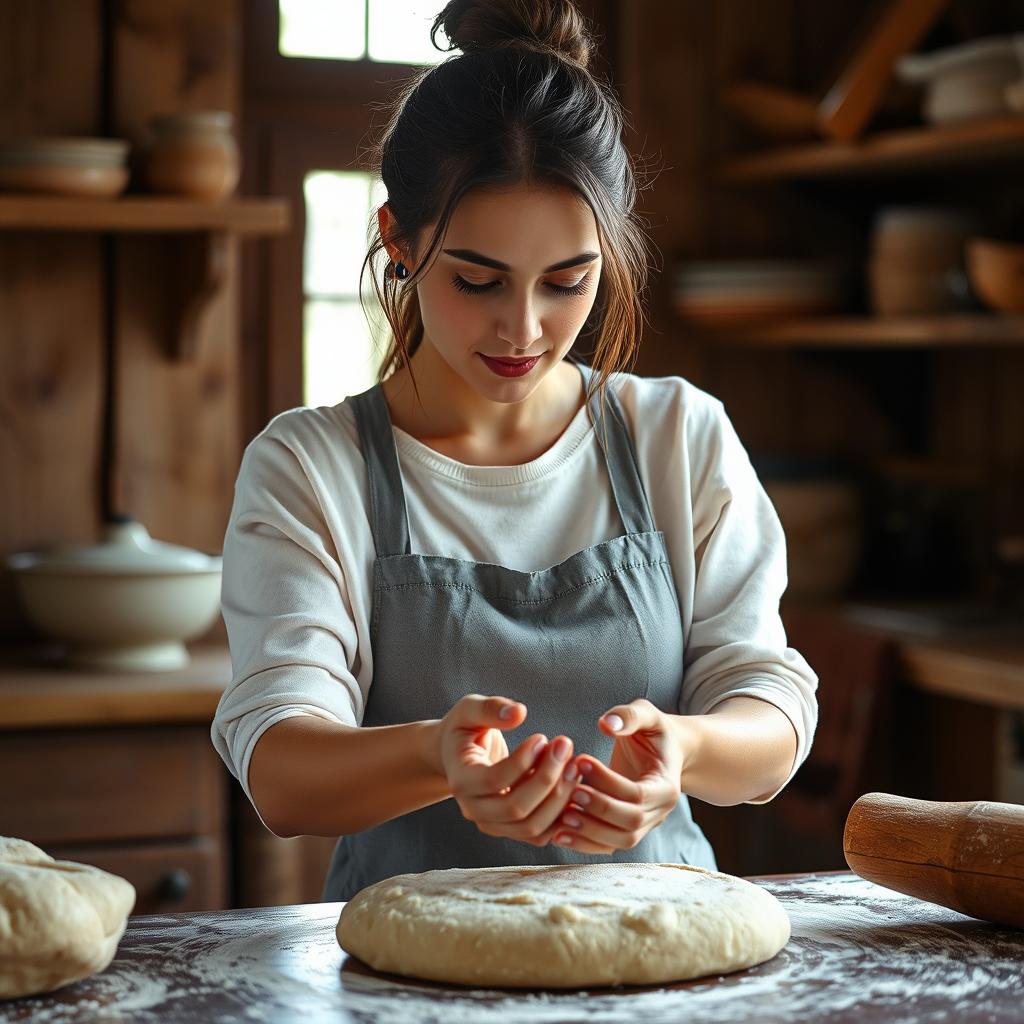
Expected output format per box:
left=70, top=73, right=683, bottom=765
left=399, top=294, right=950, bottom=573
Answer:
left=621, top=0, right=1022, bottom=564
left=1, top=0, right=241, bottom=643
left=617, top=0, right=1024, bottom=873
left=3, top=0, right=1021, bottom=884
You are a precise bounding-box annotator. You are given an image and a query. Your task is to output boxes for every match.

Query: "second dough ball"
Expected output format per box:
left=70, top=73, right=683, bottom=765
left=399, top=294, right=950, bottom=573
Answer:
left=0, top=836, right=136, bottom=999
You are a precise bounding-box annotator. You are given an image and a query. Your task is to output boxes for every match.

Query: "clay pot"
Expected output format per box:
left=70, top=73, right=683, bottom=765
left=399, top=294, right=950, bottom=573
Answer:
left=143, top=111, right=240, bottom=200
left=867, top=207, right=974, bottom=315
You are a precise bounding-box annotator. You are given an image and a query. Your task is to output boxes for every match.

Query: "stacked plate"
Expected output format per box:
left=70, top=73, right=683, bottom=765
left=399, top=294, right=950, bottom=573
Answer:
left=672, top=260, right=845, bottom=327
left=0, top=136, right=131, bottom=197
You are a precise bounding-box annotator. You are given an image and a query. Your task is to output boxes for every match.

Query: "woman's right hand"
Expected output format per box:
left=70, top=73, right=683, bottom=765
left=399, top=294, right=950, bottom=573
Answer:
left=432, top=694, right=581, bottom=847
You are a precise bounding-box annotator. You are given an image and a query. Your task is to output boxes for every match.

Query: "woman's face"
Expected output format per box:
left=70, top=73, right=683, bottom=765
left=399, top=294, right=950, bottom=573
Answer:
left=382, top=183, right=603, bottom=402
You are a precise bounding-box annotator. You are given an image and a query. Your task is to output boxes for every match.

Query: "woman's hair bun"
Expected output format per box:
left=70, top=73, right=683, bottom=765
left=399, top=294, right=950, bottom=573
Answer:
left=432, top=0, right=594, bottom=68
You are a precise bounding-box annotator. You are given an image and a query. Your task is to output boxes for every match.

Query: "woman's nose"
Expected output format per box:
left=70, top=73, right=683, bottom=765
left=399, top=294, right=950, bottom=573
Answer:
left=495, top=294, right=543, bottom=350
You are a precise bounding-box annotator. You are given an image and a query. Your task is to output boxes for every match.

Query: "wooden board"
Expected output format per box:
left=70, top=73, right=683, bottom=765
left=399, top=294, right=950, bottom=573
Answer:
left=5, top=873, right=1023, bottom=1021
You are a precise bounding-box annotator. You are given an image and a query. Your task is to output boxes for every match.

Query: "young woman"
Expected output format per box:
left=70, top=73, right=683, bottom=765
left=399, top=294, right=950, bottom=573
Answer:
left=211, top=0, right=818, bottom=902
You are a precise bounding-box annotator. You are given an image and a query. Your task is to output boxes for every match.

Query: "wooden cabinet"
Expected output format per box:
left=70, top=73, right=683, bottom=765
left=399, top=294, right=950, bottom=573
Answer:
left=0, top=644, right=337, bottom=912
left=0, top=723, right=228, bottom=915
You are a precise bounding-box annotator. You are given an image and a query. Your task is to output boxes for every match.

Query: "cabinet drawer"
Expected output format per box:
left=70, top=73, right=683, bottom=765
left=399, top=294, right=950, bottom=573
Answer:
left=48, top=838, right=227, bottom=914
left=0, top=724, right=224, bottom=844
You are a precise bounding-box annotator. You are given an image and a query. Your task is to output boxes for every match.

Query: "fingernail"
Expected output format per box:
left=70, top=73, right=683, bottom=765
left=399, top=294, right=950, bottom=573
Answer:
left=579, top=760, right=594, bottom=775
left=530, top=736, right=547, bottom=756
left=563, top=763, right=578, bottom=783
left=499, top=703, right=518, bottom=720
left=604, top=714, right=624, bottom=732
left=553, top=737, right=571, bottom=761
left=563, top=814, right=582, bottom=828
left=556, top=833, right=574, bottom=845
left=573, top=789, right=591, bottom=805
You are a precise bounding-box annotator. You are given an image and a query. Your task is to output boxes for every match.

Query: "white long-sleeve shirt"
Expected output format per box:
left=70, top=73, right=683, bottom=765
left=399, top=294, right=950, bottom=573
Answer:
left=211, top=368, right=819, bottom=819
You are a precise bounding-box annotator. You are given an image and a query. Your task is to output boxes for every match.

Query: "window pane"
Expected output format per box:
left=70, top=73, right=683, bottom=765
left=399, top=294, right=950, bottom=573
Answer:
left=303, top=169, right=391, bottom=406
left=303, top=170, right=378, bottom=298
left=368, top=1, right=450, bottom=65
left=303, top=299, right=385, bottom=407
left=279, top=0, right=365, bottom=61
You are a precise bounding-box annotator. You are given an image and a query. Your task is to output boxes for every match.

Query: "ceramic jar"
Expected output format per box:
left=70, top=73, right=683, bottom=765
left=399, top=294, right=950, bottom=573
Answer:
left=867, top=207, right=975, bottom=316
left=144, top=111, right=240, bottom=200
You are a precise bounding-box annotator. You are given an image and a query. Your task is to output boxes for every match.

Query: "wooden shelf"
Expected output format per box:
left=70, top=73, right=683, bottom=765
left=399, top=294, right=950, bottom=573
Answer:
left=0, top=195, right=290, bottom=359
left=0, top=194, right=290, bottom=234
left=684, top=313, right=1024, bottom=349
left=720, top=114, right=1024, bottom=182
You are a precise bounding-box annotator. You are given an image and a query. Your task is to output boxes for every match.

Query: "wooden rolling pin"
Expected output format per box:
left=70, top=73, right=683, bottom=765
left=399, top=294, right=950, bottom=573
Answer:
left=844, top=792, right=1024, bottom=928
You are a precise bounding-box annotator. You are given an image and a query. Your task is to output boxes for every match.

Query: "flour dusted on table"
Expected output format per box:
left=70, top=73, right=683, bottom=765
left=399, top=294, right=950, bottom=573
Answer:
left=336, top=862, right=790, bottom=988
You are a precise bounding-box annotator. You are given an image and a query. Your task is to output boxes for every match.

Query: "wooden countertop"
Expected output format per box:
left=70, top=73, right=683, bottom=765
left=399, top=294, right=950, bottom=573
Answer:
left=3, top=872, right=1023, bottom=1022
left=899, top=633, right=1024, bottom=710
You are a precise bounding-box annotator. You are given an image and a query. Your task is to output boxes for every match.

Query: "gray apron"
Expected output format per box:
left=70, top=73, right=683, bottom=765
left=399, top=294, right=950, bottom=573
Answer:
left=322, top=361, right=716, bottom=902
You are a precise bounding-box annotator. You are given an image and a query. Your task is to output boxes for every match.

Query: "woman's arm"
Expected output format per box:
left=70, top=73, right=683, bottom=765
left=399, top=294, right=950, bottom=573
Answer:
left=248, top=715, right=450, bottom=838
left=671, top=695, right=798, bottom=805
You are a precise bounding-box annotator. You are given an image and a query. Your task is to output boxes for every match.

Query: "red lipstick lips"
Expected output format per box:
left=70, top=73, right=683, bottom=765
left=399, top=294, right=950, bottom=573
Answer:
left=479, top=354, right=541, bottom=378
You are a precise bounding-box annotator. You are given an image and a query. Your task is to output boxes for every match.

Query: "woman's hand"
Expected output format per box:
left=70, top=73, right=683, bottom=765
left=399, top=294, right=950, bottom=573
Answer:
left=552, top=698, right=687, bottom=854
left=434, top=694, right=581, bottom=847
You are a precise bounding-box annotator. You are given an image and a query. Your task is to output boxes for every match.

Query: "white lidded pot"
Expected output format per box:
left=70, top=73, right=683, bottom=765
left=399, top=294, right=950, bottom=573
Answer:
left=6, top=517, right=222, bottom=672
left=896, top=35, right=1024, bottom=125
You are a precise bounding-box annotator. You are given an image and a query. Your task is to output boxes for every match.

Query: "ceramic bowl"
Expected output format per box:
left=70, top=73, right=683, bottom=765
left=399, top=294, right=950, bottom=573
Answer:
left=6, top=519, right=222, bottom=671
left=966, top=237, right=1024, bottom=314
left=0, top=136, right=131, bottom=197
left=896, top=35, right=1024, bottom=125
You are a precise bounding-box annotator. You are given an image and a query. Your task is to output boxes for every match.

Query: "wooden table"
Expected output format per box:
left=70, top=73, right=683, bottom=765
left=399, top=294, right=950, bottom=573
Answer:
left=3, top=872, right=1022, bottom=1022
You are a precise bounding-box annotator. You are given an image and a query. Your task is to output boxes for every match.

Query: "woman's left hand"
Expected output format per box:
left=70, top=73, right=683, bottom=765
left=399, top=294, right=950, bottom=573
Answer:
left=552, top=698, right=687, bottom=854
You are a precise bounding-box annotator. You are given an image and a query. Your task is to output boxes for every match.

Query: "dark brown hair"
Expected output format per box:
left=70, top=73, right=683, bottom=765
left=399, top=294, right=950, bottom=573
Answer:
left=358, top=0, right=657, bottom=412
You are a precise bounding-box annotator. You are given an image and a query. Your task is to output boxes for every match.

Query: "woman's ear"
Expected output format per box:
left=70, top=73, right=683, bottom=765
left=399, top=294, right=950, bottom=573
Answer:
left=378, top=202, right=399, bottom=262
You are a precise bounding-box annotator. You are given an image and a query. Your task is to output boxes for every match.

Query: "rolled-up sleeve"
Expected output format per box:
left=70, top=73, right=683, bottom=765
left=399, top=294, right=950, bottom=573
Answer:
left=678, top=399, right=819, bottom=804
left=211, top=429, right=365, bottom=816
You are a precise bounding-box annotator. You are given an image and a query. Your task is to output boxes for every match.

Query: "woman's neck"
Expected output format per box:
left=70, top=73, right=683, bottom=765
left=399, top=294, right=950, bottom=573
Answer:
left=381, top=345, right=585, bottom=465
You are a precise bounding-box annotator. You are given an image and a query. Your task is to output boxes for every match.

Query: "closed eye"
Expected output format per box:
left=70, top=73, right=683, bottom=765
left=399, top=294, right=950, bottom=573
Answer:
left=451, top=273, right=592, bottom=297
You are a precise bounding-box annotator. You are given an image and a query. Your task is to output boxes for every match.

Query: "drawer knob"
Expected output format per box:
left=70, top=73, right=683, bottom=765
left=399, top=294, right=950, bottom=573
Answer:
left=158, top=868, right=192, bottom=902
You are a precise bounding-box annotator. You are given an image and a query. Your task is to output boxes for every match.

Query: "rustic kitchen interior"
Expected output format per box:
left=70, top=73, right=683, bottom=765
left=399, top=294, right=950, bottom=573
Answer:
left=2, top=0, right=1024, bottom=1015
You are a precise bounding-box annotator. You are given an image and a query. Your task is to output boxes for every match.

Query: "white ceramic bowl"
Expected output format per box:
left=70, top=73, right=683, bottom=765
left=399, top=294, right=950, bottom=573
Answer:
left=6, top=519, right=222, bottom=671
left=896, top=35, right=1024, bottom=124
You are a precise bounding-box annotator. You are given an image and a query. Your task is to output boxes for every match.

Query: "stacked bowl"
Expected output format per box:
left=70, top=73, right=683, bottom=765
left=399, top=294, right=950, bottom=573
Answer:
left=0, top=137, right=130, bottom=197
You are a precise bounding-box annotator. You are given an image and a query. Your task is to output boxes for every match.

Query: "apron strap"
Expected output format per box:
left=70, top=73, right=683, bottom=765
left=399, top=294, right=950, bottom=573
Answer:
left=350, top=386, right=412, bottom=557
left=351, top=361, right=656, bottom=557
left=580, top=363, right=657, bottom=537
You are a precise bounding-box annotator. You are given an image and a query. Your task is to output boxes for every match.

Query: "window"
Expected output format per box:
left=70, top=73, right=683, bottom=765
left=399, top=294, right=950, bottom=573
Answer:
left=302, top=171, right=389, bottom=407
left=279, top=0, right=451, bottom=64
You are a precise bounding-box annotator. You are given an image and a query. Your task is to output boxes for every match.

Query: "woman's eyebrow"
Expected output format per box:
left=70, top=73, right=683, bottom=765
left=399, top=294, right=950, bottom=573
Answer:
left=441, top=248, right=600, bottom=273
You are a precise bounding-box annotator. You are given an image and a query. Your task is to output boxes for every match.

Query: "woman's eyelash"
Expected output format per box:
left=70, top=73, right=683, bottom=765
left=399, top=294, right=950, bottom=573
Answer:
left=451, top=273, right=592, bottom=297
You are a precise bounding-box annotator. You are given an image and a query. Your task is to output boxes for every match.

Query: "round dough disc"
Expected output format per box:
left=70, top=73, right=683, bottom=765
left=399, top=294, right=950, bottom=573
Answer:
left=337, top=862, right=790, bottom=988
left=0, top=836, right=136, bottom=999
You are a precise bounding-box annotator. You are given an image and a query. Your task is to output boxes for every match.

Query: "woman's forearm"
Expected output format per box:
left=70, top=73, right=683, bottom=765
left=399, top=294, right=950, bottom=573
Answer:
left=671, top=695, right=799, bottom=806
left=247, top=715, right=450, bottom=837
left=247, top=694, right=798, bottom=837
